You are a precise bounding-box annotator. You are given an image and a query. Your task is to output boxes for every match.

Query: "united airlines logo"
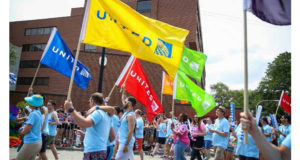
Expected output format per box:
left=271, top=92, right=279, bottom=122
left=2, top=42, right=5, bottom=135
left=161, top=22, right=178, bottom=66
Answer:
left=154, top=39, right=172, bottom=58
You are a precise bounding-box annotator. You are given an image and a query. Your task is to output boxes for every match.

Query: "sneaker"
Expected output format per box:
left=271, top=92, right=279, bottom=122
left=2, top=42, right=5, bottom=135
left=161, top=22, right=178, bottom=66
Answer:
left=150, top=153, right=154, bottom=157
left=204, top=158, right=208, bottom=160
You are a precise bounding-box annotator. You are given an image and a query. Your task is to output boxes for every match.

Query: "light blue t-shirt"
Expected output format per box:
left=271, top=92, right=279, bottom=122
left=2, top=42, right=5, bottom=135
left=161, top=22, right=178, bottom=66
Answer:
left=278, top=124, right=291, bottom=146
left=235, top=124, right=259, bottom=158
left=84, top=110, right=111, bottom=153
left=262, top=124, right=272, bottom=142
left=158, top=123, right=167, bottom=138
left=23, top=109, right=42, bottom=144
left=212, top=117, right=229, bottom=149
left=135, top=117, right=144, bottom=139
left=282, top=133, right=291, bottom=149
left=119, top=111, right=136, bottom=145
left=108, top=115, right=120, bottom=146
left=204, top=124, right=214, bottom=141
left=41, top=107, right=49, bottom=135
left=48, top=111, right=57, bottom=136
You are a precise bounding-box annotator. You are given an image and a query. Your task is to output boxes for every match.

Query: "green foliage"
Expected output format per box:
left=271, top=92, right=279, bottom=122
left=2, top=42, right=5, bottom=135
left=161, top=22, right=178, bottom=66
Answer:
left=16, top=101, right=29, bottom=109
left=209, top=52, right=291, bottom=117
left=256, top=52, right=291, bottom=116
left=210, top=82, right=230, bottom=107
left=10, top=43, right=18, bottom=65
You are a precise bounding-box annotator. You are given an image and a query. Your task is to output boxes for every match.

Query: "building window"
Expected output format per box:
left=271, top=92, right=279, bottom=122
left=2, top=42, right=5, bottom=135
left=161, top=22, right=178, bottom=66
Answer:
left=20, top=60, right=48, bottom=68
left=25, top=27, right=53, bottom=36
left=84, top=44, right=97, bottom=52
left=17, top=77, right=49, bottom=85
left=22, top=44, right=47, bottom=52
left=137, top=0, right=151, bottom=13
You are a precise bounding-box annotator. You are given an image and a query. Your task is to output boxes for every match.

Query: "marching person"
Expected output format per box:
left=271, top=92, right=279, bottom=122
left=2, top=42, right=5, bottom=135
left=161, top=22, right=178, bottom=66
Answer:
left=208, top=106, right=229, bottom=160
left=203, top=117, right=213, bottom=160
left=171, top=113, right=190, bottom=160
left=190, top=115, right=206, bottom=160
left=38, top=105, right=49, bottom=160
left=115, top=88, right=136, bottom=160
left=277, top=114, right=291, bottom=146
left=260, top=117, right=273, bottom=143
left=16, top=95, right=43, bottom=160
left=151, top=114, right=167, bottom=157
left=64, top=92, right=114, bottom=160
left=47, top=100, right=60, bottom=160
left=134, top=109, right=144, bottom=160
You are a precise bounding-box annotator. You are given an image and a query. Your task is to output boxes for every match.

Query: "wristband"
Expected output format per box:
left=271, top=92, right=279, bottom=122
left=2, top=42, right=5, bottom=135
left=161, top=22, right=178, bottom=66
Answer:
left=96, top=105, right=100, bottom=110
left=68, top=106, right=74, bottom=113
left=125, top=142, right=129, bottom=146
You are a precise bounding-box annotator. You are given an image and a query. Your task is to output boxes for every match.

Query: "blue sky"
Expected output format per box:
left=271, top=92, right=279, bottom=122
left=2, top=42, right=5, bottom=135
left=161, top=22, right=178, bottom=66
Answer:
left=9, top=0, right=291, bottom=93
left=200, top=0, right=291, bottom=93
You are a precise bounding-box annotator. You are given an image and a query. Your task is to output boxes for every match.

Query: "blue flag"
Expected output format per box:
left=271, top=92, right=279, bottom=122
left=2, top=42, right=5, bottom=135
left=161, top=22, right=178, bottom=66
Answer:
left=40, top=28, right=91, bottom=89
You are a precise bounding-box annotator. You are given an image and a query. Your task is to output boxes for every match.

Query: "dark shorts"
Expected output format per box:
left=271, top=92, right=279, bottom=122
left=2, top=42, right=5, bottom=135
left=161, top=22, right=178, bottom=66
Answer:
left=157, top=137, right=166, bottom=145
left=192, top=136, right=204, bottom=149
left=62, top=123, right=68, bottom=129
left=70, top=123, right=75, bottom=129
left=83, top=150, right=107, bottom=160
left=239, top=155, right=259, bottom=160
left=204, top=140, right=212, bottom=149
left=226, top=146, right=234, bottom=153
left=57, top=124, right=62, bottom=129
left=40, top=133, right=49, bottom=153
left=47, top=136, right=55, bottom=145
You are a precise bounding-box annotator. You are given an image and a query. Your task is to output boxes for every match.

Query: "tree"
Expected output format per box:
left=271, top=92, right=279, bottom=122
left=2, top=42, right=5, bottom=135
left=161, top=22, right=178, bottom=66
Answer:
left=210, top=82, right=230, bottom=107
left=256, top=52, right=291, bottom=115
left=10, top=43, right=18, bottom=65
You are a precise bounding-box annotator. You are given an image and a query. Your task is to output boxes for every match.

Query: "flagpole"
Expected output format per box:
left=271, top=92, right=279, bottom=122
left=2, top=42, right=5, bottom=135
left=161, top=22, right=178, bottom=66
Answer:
left=120, top=57, right=136, bottom=92
left=171, top=99, right=175, bottom=119
left=243, top=5, right=249, bottom=144
left=27, top=63, right=41, bottom=97
left=107, top=85, right=116, bottom=99
left=275, top=105, right=280, bottom=117
left=67, top=42, right=81, bottom=101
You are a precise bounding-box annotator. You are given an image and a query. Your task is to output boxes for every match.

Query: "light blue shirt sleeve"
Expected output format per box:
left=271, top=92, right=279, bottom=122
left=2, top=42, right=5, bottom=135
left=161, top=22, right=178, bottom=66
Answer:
left=26, top=112, right=36, bottom=125
left=89, top=110, right=102, bottom=125
left=282, top=134, right=291, bottom=149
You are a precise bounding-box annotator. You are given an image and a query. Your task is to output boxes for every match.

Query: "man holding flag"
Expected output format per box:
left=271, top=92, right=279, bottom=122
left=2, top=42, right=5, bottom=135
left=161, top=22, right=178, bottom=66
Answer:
left=115, top=89, right=136, bottom=160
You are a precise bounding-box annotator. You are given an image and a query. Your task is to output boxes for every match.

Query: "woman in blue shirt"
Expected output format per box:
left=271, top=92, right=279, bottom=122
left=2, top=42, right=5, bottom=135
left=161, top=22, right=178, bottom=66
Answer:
left=151, top=114, right=167, bottom=157
left=16, top=95, right=43, bottom=160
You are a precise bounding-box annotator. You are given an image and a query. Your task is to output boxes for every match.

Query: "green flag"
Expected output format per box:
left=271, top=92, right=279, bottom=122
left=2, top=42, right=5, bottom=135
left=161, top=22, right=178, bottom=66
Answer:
left=178, top=46, right=207, bottom=82
left=173, top=71, right=216, bottom=117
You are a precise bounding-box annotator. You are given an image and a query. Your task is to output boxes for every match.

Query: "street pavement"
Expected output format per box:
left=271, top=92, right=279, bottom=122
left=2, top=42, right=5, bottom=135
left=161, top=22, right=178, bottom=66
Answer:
left=9, top=148, right=191, bottom=160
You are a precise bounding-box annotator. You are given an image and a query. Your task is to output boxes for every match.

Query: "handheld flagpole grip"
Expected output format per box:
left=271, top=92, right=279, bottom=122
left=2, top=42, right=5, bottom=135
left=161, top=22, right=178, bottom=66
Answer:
left=27, top=63, right=41, bottom=97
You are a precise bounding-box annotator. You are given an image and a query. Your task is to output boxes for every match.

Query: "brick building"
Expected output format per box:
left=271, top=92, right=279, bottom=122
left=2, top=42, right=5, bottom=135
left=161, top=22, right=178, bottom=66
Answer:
left=10, top=0, right=207, bottom=118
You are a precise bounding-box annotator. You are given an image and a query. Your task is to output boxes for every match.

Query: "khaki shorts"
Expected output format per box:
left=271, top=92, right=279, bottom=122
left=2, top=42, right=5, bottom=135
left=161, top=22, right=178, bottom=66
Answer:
left=215, top=146, right=225, bottom=159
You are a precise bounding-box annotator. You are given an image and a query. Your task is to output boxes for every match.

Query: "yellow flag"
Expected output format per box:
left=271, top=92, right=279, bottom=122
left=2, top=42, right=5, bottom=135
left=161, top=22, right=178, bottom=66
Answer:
left=80, top=0, right=189, bottom=78
left=161, top=71, right=173, bottom=95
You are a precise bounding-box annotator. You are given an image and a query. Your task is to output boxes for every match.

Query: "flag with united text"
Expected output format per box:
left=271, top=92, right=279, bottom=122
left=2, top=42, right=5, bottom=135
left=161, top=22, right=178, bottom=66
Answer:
left=115, top=56, right=163, bottom=122
left=80, top=0, right=189, bottom=79
left=41, top=27, right=91, bottom=89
